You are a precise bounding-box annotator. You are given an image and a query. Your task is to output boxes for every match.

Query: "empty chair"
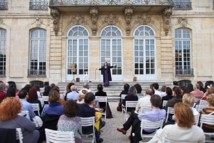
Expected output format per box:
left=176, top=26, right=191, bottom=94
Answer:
left=80, top=117, right=96, bottom=143
left=45, top=128, right=75, bottom=143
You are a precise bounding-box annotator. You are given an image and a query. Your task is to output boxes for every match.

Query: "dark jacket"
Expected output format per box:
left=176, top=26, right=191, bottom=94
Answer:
left=166, top=96, right=182, bottom=108
left=95, top=91, right=107, bottom=109
left=123, top=95, right=138, bottom=112
left=99, top=66, right=113, bottom=81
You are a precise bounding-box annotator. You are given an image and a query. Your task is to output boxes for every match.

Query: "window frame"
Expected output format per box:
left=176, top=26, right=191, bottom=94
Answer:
left=0, top=28, right=6, bottom=76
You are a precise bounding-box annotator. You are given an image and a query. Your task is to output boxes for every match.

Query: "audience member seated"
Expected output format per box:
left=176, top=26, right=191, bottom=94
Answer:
left=23, top=84, right=32, bottom=93
left=43, top=84, right=51, bottom=96
left=151, top=83, right=166, bottom=97
left=148, top=103, right=205, bottom=143
left=58, top=100, right=82, bottom=143
left=6, top=86, right=17, bottom=97
left=134, top=83, right=143, bottom=98
left=123, top=86, right=138, bottom=112
left=64, top=82, right=79, bottom=101
left=197, top=81, right=206, bottom=93
left=0, top=82, right=6, bottom=103
left=77, top=89, right=89, bottom=104
left=117, top=95, right=166, bottom=143
left=202, top=86, right=214, bottom=100
left=83, top=82, right=91, bottom=92
left=161, top=87, right=173, bottom=107
left=41, top=89, right=64, bottom=120
left=190, top=83, right=204, bottom=102
left=200, top=93, right=214, bottom=132
left=77, top=92, right=105, bottom=143
left=95, top=84, right=107, bottom=110
left=135, top=88, right=153, bottom=113
left=19, top=89, right=36, bottom=120
left=0, top=97, right=39, bottom=143
left=166, top=87, right=182, bottom=108
left=182, top=93, right=199, bottom=116
left=117, top=83, right=130, bottom=111
left=27, top=87, right=42, bottom=114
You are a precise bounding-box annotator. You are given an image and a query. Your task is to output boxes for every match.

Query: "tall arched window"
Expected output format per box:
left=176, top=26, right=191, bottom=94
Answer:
left=134, top=25, right=156, bottom=80
left=0, top=28, right=6, bottom=75
left=175, top=28, right=192, bottom=76
left=67, top=25, right=89, bottom=80
left=100, top=25, right=122, bottom=80
left=29, top=28, right=46, bottom=76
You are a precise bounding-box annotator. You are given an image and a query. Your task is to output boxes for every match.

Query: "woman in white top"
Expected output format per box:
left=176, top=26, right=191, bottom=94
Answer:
left=148, top=103, right=205, bottom=143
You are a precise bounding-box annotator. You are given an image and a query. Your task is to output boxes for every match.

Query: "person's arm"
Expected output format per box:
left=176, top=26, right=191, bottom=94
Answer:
left=41, top=105, right=48, bottom=119
left=135, top=100, right=140, bottom=113
left=147, top=129, right=165, bottom=143
left=28, top=105, right=36, bottom=119
left=18, top=116, right=36, bottom=132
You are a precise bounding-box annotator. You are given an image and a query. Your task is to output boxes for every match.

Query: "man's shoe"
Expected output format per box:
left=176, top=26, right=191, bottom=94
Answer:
left=117, top=128, right=127, bottom=135
left=96, top=138, right=103, bottom=143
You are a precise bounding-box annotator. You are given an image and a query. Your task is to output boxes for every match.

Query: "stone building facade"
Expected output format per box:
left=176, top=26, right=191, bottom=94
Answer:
left=0, top=0, right=214, bottom=87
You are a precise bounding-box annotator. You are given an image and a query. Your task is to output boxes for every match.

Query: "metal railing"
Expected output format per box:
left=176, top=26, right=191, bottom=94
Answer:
left=173, top=2, right=192, bottom=10
left=28, top=69, right=46, bottom=76
left=175, top=68, right=193, bottom=76
left=49, top=0, right=172, bottom=6
left=0, top=1, right=8, bottom=10
left=29, top=0, right=48, bottom=10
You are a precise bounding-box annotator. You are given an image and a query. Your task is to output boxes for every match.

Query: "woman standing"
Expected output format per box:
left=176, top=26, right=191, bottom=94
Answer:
left=99, top=62, right=114, bottom=87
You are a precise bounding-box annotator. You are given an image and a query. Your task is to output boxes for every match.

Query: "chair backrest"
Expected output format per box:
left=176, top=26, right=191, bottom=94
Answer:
left=42, top=96, right=49, bottom=103
left=141, top=119, right=164, bottom=129
left=162, top=100, right=168, bottom=107
left=125, top=101, right=138, bottom=111
left=31, top=103, right=40, bottom=116
left=18, top=110, right=30, bottom=120
left=194, top=114, right=200, bottom=125
left=80, top=116, right=95, bottom=127
left=200, top=114, right=214, bottom=128
left=16, top=128, right=23, bottom=143
left=80, top=117, right=96, bottom=143
left=165, top=107, right=174, bottom=123
left=140, top=106, right=152, bottom=113
left=95, top=96, right=107, bottom=103
left=197, top=100, right=209, bottom=112
left=121, top=94, right=127, bottom=100
left=45, top=128, right=75, bottom=143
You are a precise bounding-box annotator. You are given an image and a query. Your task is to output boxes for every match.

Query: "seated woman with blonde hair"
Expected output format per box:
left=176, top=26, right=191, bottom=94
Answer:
left=148, top=103, right=205, bottom=143
left=0, top=97, right=39, bottom=143
left=182, top=93, right=199, bottom=116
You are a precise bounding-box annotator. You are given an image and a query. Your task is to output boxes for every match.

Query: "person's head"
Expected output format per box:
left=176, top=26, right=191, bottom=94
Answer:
left=197, top=81, right=203, bottom=88
left=150, top=95, right=162, bottom=108
left=174, top=103, right=194, bottom=128
left=84, top=92, right=95, bottom=105
left=128, top=86, right=137, bottom=96
left=166, top=87, right=172, bottom=96
left=48, top=89, right=60, bottom=103
left=134, top=83, right=142, bottom=94
left=152, top=83, right=159, bottom=90
left=50, top=83, right=56, bottom=88
left=97, top=84, right=103, bottom=92
left=173, top=87, right=182, bottom=97
left=207, top=93, right=214, bottom=107
left=0, top=97, right=21, bottom=121
left=78, top=89, right=89, bottom=102
left=51, top=86, right=60, bottom=93
left=195, top=83, right=200, bottom=90
left=66, top=82, right=74, bottom=92
left=27, top=87, right=38, bottom=102
left=8, top=81, right=17, bottom=91
left=187, top=83, right=193, bottom=92
left=206, top=86, right=214, bottom=95
left=18, top=89, right=28, bottom=99
left=0, top=82, right=5, bottom=91
left=145, top=88, right=153, bottom=96
left=6, top=86, right=16, bottom=97
left=161, top=85, right=166, bottom=92
left=182, top=93, right=194, bottom=107
left=123, top=83, right=130, bottom=92
left=83, top=82, right=89, bottom=89
left=43, top=85, right=51, bottom=96
left=63, top=100, right=78, bottom=118
left=23, top=84, right=32, bottom=93
left=34, top=85, right=40, bottom=91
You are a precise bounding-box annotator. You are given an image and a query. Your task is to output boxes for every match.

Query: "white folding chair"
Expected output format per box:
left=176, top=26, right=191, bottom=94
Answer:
left=162, top=100, right=168, bottom=107
left=80, top=117, right=96, bottom=143
left=194, top=114, right=200, bottom=125
left=38, top=97, right=44, bottom=107
left=140, top=106, right=152, bottom=114
left=31, top=103, right=40, bottom=116
left=16, top=128, right=23, bottom=143
left=140, top=119, right=164, bottom=141
left=18, top=110, right=30, bottom=120
left=197, top=100, right=209, bottom=112
left=200, top=114, right=214, bottom=142
left=42, top=96, right=49, bottom=106
left=95, top=96, right=107, bottom=121
left=123, top=101, right=138, bottom=120
left=45, top=128, right=75, bottom=143
left=165, top=107, right=174, bottom=123
left=121, top=94, right=127, bottom=113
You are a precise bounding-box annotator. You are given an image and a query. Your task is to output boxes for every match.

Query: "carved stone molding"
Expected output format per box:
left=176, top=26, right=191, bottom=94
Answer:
left=31, top=17, right=44, bottom=27
left=103, top=13, right=119, bottom=25
left=90, top=7, right=99, bottom=36
left=69, top=15, right=86, bottom=25
left=177, top=17, right=188, bottom=27
left=0, top=18, right=6, bottom=25
left=50, top=8, right=60, bottom=36
left=124, top=7, right=133, bottom=36
left=136, top=13, right=152, bottom=25
left=162, top=8, right=172, bottom=36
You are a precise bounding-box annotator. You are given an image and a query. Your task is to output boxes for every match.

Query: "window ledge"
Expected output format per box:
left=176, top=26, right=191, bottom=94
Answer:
left=27, top=75, right=47, bottom=78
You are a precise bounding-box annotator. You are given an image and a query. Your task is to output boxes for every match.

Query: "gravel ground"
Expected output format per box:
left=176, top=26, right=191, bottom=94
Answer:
left=101, top=102, right=131, bottom=143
